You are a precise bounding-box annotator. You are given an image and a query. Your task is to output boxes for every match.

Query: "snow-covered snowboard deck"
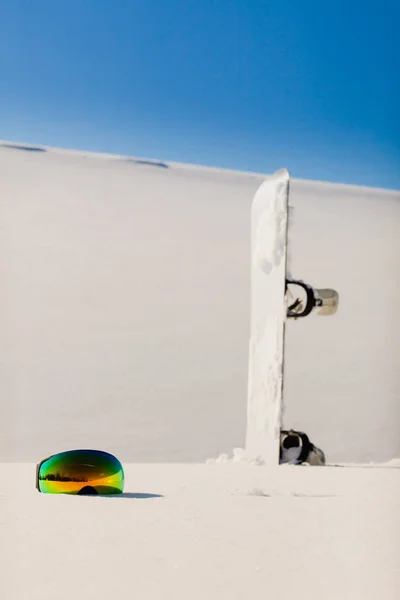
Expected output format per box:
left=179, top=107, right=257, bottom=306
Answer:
left=245, top=168, right=290, bottom=465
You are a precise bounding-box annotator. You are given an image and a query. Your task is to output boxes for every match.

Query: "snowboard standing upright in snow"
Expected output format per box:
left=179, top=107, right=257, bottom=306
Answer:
left=245, top=168, right=339, bottom=466
left=245, top=168, right=290, bottom=465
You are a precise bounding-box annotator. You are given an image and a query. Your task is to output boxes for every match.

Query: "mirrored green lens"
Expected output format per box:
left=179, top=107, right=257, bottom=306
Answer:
left=37, top=449, right=124, bottom=495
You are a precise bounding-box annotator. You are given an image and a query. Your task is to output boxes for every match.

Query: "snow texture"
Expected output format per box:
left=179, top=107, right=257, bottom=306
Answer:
left=1, top=141, right=400, bottom=600
left=2, top=463, right=400, bottom=600
left=1, top=140, right=399, bottom=467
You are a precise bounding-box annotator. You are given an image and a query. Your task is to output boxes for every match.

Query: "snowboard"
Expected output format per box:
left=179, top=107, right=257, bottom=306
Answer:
left=245, top=168, right=290, bottom=465
left=245, top=169, right=339, bottom=465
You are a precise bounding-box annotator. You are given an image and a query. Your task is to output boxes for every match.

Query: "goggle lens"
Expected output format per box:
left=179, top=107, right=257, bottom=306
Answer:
left=37, top=449, right=124, bottom=495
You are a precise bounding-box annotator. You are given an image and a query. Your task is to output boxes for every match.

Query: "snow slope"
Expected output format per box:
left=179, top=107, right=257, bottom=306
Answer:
left=1, top=141, right=399, bottom=600
left=1, top=141, right=399, bottom=465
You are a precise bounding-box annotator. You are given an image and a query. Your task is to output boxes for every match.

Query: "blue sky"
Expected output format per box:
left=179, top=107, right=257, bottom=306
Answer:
left=1, top=0, right=399, bottom=188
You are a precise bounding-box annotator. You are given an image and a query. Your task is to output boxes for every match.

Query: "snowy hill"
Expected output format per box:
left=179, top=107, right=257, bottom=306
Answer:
left=1, top=141, right=399, bottom=464
left=2, top=141, right=400, bottom=600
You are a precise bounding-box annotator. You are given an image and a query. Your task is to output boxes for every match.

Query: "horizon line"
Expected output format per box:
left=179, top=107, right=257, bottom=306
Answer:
left=1, top=138, right=399, bottom=195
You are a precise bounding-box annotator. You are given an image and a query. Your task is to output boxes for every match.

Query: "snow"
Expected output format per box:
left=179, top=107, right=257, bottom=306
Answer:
left=1, top=140, right=398, bottom=465
left=2, top=463, right=400, bottom=599
left=253, top=171, right=288, bottom=275
left=1, top=140, right=400, bottom=598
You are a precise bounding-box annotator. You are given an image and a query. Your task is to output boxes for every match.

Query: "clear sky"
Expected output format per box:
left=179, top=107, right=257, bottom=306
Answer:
left=1, top=0, right=399, bottom=188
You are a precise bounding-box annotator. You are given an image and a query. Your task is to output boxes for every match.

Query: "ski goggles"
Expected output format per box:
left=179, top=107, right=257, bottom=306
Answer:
left=36, top=449, right=125, bottom=495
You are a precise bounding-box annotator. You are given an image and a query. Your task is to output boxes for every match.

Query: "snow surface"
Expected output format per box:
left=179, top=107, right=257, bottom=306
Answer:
left=2, top=463, right=399, bottom=599
left=1, top=141, right=399, bottom=465
left=1, top=141, right=400, bottom=599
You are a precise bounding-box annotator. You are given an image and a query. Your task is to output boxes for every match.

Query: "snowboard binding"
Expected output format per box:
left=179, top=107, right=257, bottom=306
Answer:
left=280, top=429, right=326, bottom=465
left=286, top=280, right=339, bottom=319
